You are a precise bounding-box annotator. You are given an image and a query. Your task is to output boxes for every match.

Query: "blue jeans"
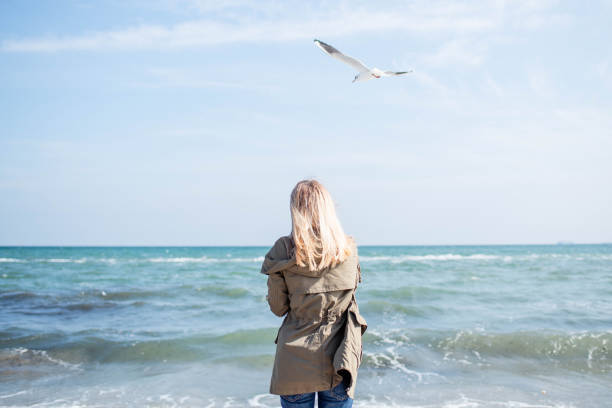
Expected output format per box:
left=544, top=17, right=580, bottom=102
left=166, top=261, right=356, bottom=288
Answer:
left=279, top=382, right=353, bottom=408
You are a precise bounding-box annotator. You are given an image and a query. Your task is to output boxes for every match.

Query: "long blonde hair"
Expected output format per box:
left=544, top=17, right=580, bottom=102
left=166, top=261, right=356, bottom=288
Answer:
left=290, top=179, right=352, bottom=271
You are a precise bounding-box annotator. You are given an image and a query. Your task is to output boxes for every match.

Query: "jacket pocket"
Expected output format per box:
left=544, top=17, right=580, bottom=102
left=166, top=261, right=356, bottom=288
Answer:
left=281, top=393, right=307, bottom=402
left=348, top=309, right=367, bottom=367
left=349, top=304, right=368, bottom=336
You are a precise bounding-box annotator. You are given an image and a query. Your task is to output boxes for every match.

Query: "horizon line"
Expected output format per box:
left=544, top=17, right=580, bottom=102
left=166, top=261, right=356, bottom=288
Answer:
left=1, top=242, right=610, bottom=248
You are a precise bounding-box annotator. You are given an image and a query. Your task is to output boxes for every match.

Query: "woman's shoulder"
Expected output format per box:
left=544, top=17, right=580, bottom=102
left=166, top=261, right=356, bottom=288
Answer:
left=269, top=235, right=294, bottom=259
left=261, top=235, right=295, bottom=275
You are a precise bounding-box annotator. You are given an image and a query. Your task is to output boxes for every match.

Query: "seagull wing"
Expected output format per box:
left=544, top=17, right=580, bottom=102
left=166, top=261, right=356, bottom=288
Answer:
left=314, top=39, right=370, bottom=73
left=383, top=70, right=413, bottom=76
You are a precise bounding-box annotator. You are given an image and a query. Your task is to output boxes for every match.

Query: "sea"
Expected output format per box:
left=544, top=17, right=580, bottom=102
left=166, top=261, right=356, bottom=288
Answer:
left=0, top=245, right=610, bottom=408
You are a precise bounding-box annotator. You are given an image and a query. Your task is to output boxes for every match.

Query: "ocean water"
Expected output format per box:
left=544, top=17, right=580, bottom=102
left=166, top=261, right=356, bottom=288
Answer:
left=0, top=244, right=610, bottom=408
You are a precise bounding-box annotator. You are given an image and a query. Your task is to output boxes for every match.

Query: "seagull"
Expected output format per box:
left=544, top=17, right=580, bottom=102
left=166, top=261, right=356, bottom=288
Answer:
left=314, top=39, right=412, bottom=83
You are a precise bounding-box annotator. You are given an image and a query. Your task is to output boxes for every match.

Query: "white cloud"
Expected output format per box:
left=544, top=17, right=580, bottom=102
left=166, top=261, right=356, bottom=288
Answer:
left=131, top=67, right=280, bottom=92
left=422, top=38, right=486, bottom=67
left=0, top=1, right=562, bottom=52
left=410, top=70, right=451, bottom=95
left=0, top=14, right=489, bottom=52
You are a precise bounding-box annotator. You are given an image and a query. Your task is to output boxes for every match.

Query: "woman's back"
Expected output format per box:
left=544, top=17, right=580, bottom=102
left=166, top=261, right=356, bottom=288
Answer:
left=261, top=179, right=367, bottom=405
left=262, top=238, right=366, bottom=402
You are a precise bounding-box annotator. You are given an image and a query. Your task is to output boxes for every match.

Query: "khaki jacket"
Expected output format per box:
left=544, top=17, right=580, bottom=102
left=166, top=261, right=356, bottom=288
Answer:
left=260, top=235, right=367, bottom=399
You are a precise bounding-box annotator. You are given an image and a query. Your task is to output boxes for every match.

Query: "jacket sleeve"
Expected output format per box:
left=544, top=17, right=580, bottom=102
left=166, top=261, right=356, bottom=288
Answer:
left=266, top=271, right=289, bottom=317
left=261, top=237, right=291, bottom=317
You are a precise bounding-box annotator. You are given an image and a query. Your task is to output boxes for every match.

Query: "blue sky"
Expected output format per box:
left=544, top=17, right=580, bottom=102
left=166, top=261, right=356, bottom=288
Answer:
left=1, top=0, right=611, bottom=246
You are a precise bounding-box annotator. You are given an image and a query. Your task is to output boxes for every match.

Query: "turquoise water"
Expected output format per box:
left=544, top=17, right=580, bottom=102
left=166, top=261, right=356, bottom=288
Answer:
left=1, top=245, right=611, bottom=407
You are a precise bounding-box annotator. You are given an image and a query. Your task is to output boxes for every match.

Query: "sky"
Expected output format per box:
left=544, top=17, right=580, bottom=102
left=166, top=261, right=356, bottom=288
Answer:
left=0, top=0, right=611, bottom=246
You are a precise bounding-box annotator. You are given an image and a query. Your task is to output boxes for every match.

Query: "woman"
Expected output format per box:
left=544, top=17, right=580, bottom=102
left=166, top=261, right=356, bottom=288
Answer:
left=260, top=179, right=367, bottom=408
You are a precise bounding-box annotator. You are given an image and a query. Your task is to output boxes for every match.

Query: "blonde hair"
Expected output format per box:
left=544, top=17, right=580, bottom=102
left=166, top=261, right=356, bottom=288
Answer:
left=290, top=179, right=352, bottom=271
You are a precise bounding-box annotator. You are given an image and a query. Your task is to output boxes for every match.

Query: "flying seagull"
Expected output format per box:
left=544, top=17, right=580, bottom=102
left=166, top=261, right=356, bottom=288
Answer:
left=314, top=39, right=412, bottom=83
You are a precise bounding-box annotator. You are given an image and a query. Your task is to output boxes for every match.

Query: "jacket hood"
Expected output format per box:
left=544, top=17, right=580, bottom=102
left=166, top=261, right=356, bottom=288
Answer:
left=260, top=235, right=356, bottom=278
